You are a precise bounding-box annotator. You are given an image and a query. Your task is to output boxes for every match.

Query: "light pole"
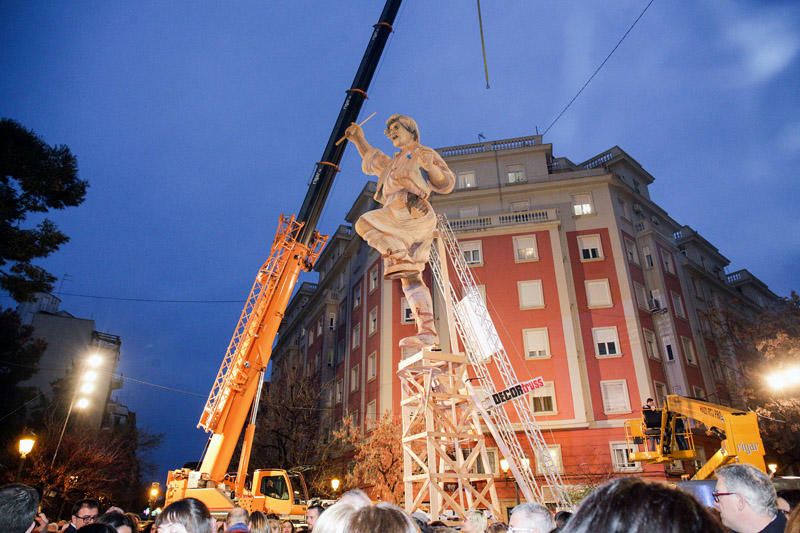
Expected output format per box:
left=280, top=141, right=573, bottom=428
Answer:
left=51, top=351, right=103, bottom=468
left=17, top=431, right=36, bottom=479
left=500, top=459, right=520, bottom=508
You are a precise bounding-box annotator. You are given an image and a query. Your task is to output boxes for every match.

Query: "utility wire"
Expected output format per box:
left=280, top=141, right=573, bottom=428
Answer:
left=543, top=0, right=656, bottom=136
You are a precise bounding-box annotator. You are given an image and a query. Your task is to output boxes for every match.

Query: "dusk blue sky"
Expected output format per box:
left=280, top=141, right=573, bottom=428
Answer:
left=2, top=1, right=798, bottom=482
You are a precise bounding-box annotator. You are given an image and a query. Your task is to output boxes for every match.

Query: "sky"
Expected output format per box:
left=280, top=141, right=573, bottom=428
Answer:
left=1, top=0, right=799, bottom=483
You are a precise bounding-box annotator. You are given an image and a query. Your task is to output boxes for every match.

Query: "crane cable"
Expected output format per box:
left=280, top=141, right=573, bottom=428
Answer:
left=477, top=0, right=491, bottom=89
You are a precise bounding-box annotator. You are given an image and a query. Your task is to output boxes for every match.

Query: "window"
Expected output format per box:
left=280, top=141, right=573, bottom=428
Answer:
left=317, top=319, right=323, bottom=336
left=523, top=328, right=550, bottom=359
left=664, top=339, right=676, bottom=362
left=369, top=266, right=379, bottom=293
left=532, top=382, right=557, bottom=414
left=643, top=328, right=660, bottom=360
left=400, top=298, right=415, bottom=324
left=653, top=381, right=668, bottom=407
left=367, top=352, right=377, bottom=381
left=600, top=380, right=631, bottom=414
left=671, top=292, right=686, bottom=319
left=681, top=336, right=697, bottom=365
left=662, top=251, right=676, bottom=275
left=610, top=442, right=641, bottom=472
left=335, top=378, right=343, bottom=404
left=350, top=364, right=360, bottom=392
left=366, top=400, right=377, bottom=430
left=368, top=307, right=378, bottom=336
left=625, top=238, right=640, bottom=265
left=585, top=279, right=613, bottom=308
left=693, top=278, right=704, bottom=300
left=350, top=408, right=360, bottom=427
left=577, top=234, right=603, bottom=261
left=308, top=328, right=314, bottom=345
left=634, top=282, right=649, bottom=310
left=462, top=240, right=483, bottom=266
left=475, top=447, right=499, bottom=475
left=328, top=312, right=336, bottom=330
left=513, top=235, right=538, bottom=262
left=510, top=200, right=530, bottom=212
left=353, top=284, right=362, bottom=309
left=535, top=445, right=563, bottom=474
left=619, top=198, right=631, bottom=220
left=507, top=164, right=526, bottom=184
left=572, top=193, right=594, bottom=216
left=457, top=171, right=477, bottom=189
left=352, top=323, right=361, bottom=349
left=518, top=280, right=545, bottom=309
left=642, top=245, right=654, bottom=268
left=692, top=386, right=706, bottom=400
left=459, top=205, right=479, bottom=218
left=592, top=327, right=620, bottom=357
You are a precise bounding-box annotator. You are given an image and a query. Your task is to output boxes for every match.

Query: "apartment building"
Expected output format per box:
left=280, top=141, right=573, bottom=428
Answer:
left=268, top=133, right=778, bottom=500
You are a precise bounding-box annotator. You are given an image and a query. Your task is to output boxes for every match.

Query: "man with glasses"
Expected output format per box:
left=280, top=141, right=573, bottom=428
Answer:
left=65, top=498, right=100, bottom=532
left=508, top=502, right=554, bottom=533
left=714, top=464, right=785, bottom=533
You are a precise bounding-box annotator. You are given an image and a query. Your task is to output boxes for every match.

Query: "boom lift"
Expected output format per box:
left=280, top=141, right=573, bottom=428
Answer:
left=165, top=0, right=402, bottom=517
left=624, top=394, right=766, bottom=480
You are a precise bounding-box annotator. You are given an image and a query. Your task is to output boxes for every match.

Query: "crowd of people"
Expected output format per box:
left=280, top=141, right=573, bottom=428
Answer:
left=3, top=464, right=800, bottom=533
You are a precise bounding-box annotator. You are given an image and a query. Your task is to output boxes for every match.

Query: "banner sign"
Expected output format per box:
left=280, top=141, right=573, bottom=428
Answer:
left=485, top=376, right=545, bottom=408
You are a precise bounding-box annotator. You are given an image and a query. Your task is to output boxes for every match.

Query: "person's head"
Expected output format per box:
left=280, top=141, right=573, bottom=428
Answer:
left=509, top=502, right=553, bottom=533
left=226, top=507, right=249, bottom=527
left=249, top=511, right=269, bottom=533
left=715, top=463, right=778, bottom=531
left=97, top=512, right=136, bottom=533
left=384, top=114, right=419, bottom=148
left=79, top=525, right=117, bottom=533
left=554, top=511, right=572, bottom=528
left=347, top=503, right=418, bottom=533
left=778, top=489, right=800, bottom=515
left=786, top=505, right=800, bottom=533
left=644, top=398, right=655, bottom=407
left=154, top=497, right=214, bottom=533
left=487, top=524, right=508, bottom=533
left=268, top=518, right=282, bottom=533
left=337, top=489, right=371, bottom=509
left=562, top=477, right=723, bottom=533
left=124, top=513, right=141, bottom=532
left=281, top=520, right=295, bottom=533
left=311, top=502, right=356, bottom=533
left=0, top=484, right=40, bottom=533
left=461, top=510, right=487, bottom=533
left=72, top=499, right=101, bottom=529
left=305, top=505, right=324, bottom=530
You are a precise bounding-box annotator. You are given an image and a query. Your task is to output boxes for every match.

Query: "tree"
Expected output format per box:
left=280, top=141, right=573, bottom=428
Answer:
left=332, top=413, right=403, bottom=503
left=721, top=292, right=800, bottom=472
left=0, top=118, right=88, bottom=301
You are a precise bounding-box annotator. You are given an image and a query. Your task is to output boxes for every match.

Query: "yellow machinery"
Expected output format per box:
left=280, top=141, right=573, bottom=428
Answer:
left=624, top=394, right=766, bottom=480
left=164, top=0, right=402, bottom=519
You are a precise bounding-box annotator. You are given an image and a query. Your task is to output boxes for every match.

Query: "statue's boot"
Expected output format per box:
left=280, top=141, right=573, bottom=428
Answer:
left=399, top=284, right=439, bottom=349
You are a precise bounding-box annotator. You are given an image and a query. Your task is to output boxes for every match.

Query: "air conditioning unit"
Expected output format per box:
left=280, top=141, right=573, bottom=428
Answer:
left=648, top=298, right=664, bottom=313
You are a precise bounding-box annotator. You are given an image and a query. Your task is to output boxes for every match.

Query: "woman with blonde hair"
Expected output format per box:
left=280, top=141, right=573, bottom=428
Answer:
left=268, top=518, right=281, bottom=533
left=248, top=511, right=269, bottom=533
left=154, top=498, right=215, bottom=533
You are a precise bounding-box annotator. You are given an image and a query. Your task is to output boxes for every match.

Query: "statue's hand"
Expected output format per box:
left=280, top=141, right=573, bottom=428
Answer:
left=345, top=122, right=365, bottom=142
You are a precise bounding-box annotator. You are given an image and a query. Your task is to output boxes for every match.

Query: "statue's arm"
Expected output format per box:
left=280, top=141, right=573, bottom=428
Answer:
left=419, top=148, right=455, bottom=194
left=345, top=123, right=389, bottom=175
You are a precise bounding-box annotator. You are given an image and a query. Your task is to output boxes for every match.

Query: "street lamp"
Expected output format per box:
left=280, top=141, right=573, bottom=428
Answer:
left=331, top=478, right=341, bottom=492
left=766, top=366, right=800, bottom=391
left=768, top=463, right=778, bottom=478
left=499, top=458, right=520, bottom=507
left=17, top=431, right=36, bottom=479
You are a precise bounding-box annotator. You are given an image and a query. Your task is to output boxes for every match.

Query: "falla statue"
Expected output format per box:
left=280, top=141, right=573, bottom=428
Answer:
left=344, top=114, right=455, bottom=349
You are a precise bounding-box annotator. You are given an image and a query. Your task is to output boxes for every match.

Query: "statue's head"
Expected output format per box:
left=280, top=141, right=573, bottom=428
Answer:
left=384, top=114, right=419, bottom=148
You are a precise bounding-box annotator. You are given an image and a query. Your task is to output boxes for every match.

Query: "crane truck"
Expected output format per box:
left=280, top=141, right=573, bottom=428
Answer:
left=624, top=394, right=767, bottom=480
left=164, top=0, right=402, bottom=519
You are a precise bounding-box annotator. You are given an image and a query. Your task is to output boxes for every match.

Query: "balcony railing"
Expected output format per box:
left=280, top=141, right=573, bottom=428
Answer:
left=448, top=208, right=559, bottom=232
left=437, top=136, right=538, bottom=158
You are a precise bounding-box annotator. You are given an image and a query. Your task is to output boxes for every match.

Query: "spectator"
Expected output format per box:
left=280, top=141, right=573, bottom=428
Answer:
left=0, top=483, right=42, bottom=533
left=280, top=520, right=294, bottom=533
left=786, top=506, right=800, bottom=533
left=714, top=464, right=784, bottom=533
left=124, top=513, right=141, bottom=533
left=66, top=499, right=101, bottom=533
left=509, top=502, right=553, bottom=533
left=553, top=510, right=572, bottom=530
left=778, top=489, right=800, bottom=516
left=487, top=524, right=507, bottom=533
left=225, top=508, right=249, bottom=533
left=154, top=497, right=215, bottom=533
left=337, top=489, right=371, bottom=509
left=267, top=519, right=281, bottom=533
left=311, top=502, right=357, bottom=533
left=79, top=526, right=117, bottom=533
left=461, top=510, right=487, bottom=533
left=562, top=477, right=723, bottom=533
left=96, top=512, right=136, bottom=533
left=248, top=511, right=268, bottom=533
left=305, top=505, right=324, bottom=531
left=347, top=503, right=418, bottom=533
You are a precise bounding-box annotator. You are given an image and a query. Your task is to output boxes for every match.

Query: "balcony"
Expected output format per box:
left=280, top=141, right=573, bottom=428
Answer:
left=437, top=136, right=539, bottom=158
left=447, top=208, right=559, bottom=233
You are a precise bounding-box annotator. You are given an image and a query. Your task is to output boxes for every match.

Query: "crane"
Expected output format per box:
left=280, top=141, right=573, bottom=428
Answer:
left=165, top=0, right=402, bottom=517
